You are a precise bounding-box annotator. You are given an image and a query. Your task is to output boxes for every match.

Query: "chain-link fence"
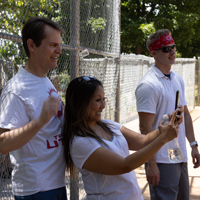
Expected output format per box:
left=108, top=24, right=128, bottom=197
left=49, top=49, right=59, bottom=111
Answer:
left=195, top=58, right=200, bottom=106
left=0, top=0, right=120, bottom=199
left=120, top=54, right=196, bottom=125
left=0, top=1, right=197, bottom=199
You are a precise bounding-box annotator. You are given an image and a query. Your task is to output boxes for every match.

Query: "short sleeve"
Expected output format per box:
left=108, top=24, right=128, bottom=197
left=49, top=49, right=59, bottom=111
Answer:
left=0, top=92, right=30, bottom=129
left=102, top=119, right=122, bottom=131
left=71, top=137, right=101, bottom=170
left=135, top=83, right=158, bottom=114
left=180, top=76, right=187, bottom=106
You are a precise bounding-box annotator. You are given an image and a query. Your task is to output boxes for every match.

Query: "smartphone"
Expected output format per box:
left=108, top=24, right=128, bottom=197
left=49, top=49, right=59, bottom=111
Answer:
left=175, top=90, right=179, bottom=110
left=175, top=90, right=180, bottom=122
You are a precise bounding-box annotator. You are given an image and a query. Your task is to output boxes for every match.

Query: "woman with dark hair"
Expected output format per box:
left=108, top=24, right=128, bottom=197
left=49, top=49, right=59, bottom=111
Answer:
left=62, top=76, right=183, bottom=200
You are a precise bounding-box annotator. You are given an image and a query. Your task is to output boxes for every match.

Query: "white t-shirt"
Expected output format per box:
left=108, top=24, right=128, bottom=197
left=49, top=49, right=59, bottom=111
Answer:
left=135, top=65, right=187, bottom=163
left=0, top=67, right=66, bottom=196
left=71, top=119, right=143, bottom=200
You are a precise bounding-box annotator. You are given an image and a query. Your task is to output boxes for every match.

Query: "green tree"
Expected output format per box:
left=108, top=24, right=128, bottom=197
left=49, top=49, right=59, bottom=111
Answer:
left=0, top=0, right=69, bottom=69
left=121, top=0, right=200, bottom=58
left=0, top=0, right=110, bottom=74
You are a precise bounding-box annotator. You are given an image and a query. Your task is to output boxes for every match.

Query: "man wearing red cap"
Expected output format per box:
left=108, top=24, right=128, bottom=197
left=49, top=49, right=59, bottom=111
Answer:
left=135, top=29, right=200, bottom=200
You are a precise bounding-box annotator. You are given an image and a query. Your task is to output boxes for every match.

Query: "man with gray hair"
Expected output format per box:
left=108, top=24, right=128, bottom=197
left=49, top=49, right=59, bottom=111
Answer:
left=135, top=29, right=200, bottom=200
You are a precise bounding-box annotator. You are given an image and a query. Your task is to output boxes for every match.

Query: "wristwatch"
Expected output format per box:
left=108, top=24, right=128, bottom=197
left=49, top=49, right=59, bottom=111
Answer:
left=190, top=141, right=198, bottom=147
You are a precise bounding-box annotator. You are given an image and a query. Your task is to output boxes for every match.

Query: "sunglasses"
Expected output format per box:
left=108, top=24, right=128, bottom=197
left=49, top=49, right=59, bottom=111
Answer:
left=157, top=44, right=176, bottom=53
left=76, top=76, right=97, bottom=91
left=81, top=76, right=96, bottom=81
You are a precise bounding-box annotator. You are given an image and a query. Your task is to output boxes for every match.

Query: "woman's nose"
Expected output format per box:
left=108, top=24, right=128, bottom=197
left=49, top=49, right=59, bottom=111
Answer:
left=100, top=100, right=106, bottom=108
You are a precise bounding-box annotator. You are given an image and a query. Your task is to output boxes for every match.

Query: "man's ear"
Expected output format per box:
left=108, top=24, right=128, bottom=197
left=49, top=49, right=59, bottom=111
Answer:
left=27, top=39, right=35, bottom=54
left=150, top=50, right=157, bottom=58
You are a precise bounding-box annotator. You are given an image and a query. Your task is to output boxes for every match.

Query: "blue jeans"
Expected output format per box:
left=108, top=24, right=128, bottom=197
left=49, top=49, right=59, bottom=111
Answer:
left=14, top=187, right=67, bottom=200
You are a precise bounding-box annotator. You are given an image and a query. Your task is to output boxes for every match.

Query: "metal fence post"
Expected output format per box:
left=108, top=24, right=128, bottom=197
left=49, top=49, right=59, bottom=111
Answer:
left=70, top=0, right=80, bottom=81
left=115, top=2, right=121, bottom=123
left=115, top=57, right=120, bottom=123
left=70, top=170, right=80, bottom=200
left=0, top=61, right=2, bottom=90
left=70, top=1, right=80, bottom=199
left=197, top=58, right=200, bottom=106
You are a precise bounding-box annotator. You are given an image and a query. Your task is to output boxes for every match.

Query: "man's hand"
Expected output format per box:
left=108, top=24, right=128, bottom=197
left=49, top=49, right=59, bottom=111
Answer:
left=175, top=105, right=184, bottom=125
left=147, top=159, right=160, bottom=186
left=39, top=97, right=60, bottom=125
left=191, top=147, right=200, bottom=168
left=167, top=105, right=183, bottom=126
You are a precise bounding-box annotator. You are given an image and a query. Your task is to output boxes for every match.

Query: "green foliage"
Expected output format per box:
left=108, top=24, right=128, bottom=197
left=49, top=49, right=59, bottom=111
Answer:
left=0, top=0, right=69, bottom=72
left=139, top=23, right=156, bottom=55
left=0, top=0, right=110, bottom=76
left=87, top=17, right=106, bottom=33
left=58, top=72, right=70, bottom=104
left=58, top=71, right=70, bottom=91
left=121, top=0, right=200, bottom=58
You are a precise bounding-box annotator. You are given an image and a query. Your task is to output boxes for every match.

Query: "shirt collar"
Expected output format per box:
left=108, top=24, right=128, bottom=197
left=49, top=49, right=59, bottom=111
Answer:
left=152, top=64, right=175, bottom=79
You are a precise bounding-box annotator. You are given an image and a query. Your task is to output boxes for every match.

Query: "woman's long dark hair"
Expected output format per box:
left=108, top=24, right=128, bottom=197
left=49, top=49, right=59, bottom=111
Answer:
left=62, top=76, right=114, bottom=176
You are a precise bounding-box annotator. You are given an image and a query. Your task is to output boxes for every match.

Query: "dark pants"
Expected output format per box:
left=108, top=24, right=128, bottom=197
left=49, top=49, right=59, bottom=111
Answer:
left=14, top=187, right=67, bottom=200
left=145, top=162, right=189, bottom=200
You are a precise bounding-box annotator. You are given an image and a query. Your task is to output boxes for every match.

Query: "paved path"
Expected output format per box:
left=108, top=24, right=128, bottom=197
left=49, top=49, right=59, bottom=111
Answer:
left=124, top=107, right=200, bottom=200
